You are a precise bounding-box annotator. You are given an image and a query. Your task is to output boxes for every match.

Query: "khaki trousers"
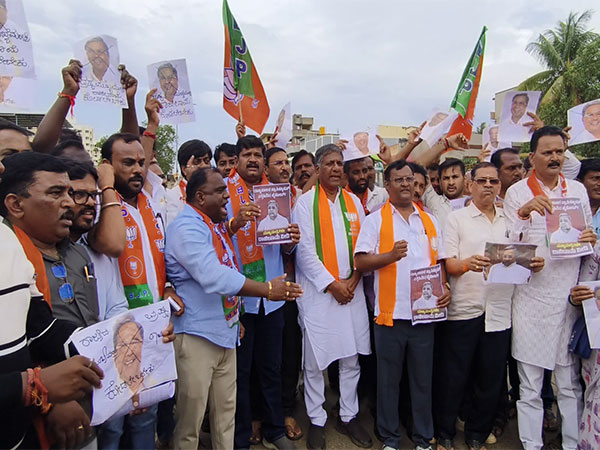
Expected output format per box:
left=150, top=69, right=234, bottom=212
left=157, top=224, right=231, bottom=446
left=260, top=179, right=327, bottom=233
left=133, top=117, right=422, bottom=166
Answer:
left=173, top=333, right=236, bottom=450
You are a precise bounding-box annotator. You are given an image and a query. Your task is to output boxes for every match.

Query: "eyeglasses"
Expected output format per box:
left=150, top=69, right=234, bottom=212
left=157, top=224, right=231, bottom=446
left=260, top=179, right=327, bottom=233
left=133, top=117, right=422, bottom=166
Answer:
left=70, top=189, right=101, bottom=205
left=584, top=112, right=600, bottom=119
left=51, top=262, right=75, bottom=303
left=391, top=176, right=415, bottom=184
left=473, top=177, right=501, bottom=186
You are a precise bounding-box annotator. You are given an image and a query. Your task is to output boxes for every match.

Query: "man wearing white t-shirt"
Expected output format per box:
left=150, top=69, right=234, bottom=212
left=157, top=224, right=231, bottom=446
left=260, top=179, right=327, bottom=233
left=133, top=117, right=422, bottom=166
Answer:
left=550, top=212, right=581, bottom=243
left=412, top=282, right=438, bottom=310
left=488, top=246, right=532, bottom=284
left=257, top=200, right=289, bottom=232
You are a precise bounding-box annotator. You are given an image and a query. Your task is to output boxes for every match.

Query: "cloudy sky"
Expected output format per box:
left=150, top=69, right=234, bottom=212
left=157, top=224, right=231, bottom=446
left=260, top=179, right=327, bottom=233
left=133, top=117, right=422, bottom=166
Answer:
left=12, top=0, right=600, bottom=150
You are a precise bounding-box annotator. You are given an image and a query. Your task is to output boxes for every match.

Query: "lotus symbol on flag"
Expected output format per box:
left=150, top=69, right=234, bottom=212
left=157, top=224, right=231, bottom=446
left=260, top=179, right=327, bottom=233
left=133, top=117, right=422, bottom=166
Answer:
left=223, top=66, right=243, bottom=105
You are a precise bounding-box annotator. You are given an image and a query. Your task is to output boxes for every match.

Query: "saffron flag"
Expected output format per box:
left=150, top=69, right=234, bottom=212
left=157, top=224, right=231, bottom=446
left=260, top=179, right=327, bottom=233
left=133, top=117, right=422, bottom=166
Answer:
left=447, top=26, right=487, bottom=140
left=222, top=0, right=270, bottom=134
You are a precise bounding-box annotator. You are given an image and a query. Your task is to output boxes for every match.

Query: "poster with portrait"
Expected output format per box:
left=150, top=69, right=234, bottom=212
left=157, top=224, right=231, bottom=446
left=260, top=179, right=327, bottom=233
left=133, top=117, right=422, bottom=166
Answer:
left=272, top=102, right=292, bottom=148
left=0, top=0, right=35, bottom=78
left=0, top=76, right=34, bottom=109
left=72, top=301, right=177, bottom=426
left=73, top=34, right=127, bottom=108
left=148, top=58, right=195, bottom=124
left=498, top=91, right=541, bottom=143
left=581, top=281, right=600, bottom=349
left=341, top=126, right=380, bottom=161
left=481, top=124, right=511, bottom=160
left=419, top=110, right=458, bottom=147
left=483, top=242, right=536, bottom=284
left=253, top=183, right=292, bottom=245
left=410, top=264, right=447, bottom=325
left=545, top=197, right=593, bottom=260
left=568, top=99, right=600, bottom=146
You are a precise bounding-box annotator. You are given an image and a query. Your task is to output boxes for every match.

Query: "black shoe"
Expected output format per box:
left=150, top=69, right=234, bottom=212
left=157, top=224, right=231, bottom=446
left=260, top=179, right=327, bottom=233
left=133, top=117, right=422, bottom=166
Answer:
left=335, top=417, right=373, bottom=448
left=465, top=439, right=485, bottom=450
left=307, top=423, right=326, bottom=450
left=437, top=438, right=454, bottom=450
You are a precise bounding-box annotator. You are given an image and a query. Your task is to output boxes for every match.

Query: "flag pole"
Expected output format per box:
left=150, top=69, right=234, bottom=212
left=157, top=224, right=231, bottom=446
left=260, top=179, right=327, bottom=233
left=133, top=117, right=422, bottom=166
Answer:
left=237, top=91, right=244, bottom=123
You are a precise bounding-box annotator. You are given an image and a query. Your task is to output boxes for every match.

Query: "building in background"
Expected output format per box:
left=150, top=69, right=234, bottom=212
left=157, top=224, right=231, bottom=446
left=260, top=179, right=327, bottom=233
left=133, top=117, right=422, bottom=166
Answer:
left=0, top=112, right=96, bottom=158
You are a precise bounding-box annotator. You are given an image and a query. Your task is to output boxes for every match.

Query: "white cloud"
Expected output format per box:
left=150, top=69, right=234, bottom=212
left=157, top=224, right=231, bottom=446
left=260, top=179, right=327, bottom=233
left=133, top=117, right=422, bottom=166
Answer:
left=12, top=0, right=600, bottom=149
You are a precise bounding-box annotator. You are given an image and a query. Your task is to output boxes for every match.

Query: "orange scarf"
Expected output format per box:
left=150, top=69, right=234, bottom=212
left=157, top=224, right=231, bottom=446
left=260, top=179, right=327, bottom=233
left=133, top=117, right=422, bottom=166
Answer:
left=188, top=203, right=242, bottom=327
left=227, top=168, right=269, bottom=281
left=375, top=201, right=438, bottom=326
left=118, top=193, right=166, bottom=308
left=313, top=183, right=361, bottom=281
left=527, top=170, right=567, bottom=198
left=12, top=225, right=52, bottom=308
left=290, top=184, right=297, bottom=208
left=344, top=185, right=369, bottom=215
left=178, top=179, right=187, bottom=202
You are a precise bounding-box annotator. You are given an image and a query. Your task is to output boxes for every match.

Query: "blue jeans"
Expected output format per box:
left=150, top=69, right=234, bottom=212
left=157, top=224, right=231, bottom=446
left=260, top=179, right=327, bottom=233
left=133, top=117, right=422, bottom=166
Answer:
left=97, top=404, right=158, bottom=450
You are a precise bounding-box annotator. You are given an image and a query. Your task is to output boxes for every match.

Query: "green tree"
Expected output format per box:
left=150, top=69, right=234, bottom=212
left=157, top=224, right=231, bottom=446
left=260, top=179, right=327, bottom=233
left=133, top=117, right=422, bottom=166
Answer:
left=518, top=11, right=600, bottom=157
left=93, top=124, right=178, bottom=174
left=476, top=122, right=487, bottom=134
left=518, top=10, right=598, bottom=106
left=153, top=124, right=177, bottom=175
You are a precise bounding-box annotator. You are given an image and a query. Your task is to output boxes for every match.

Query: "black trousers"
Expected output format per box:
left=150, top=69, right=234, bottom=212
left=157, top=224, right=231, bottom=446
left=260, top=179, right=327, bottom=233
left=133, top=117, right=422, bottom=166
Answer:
left=375, top=320, right=435, bottom=449
left=433, top=315, right=510, bottom=443
left=281, top=300, right=302, bottom=417
left=235, top=304, right=285, bottom=449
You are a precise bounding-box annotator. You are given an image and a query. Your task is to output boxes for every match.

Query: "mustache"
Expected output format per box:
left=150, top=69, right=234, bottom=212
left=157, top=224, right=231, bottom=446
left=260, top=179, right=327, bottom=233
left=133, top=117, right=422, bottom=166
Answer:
left=129, top=175, right=143, bottom=183
left=76, top=206, right=96, bottom=218
left=60, top=210, right=75, bottom=221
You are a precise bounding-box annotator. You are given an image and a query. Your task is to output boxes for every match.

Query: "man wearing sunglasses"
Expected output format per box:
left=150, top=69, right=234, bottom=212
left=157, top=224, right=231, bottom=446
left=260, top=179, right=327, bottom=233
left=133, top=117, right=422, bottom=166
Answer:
left=436, top=162, right=544, bottom=450
left=0, top=151, right=105, bottom=448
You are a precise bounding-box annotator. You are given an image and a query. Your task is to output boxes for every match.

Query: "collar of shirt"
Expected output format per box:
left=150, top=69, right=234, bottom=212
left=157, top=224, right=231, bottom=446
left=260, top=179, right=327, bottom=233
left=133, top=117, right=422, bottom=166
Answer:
left=466, top=201, right=505, bottom=222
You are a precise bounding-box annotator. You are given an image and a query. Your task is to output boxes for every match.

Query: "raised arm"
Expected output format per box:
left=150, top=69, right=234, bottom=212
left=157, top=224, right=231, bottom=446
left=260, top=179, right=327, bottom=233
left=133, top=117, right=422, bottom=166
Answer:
left=86, top=163, right=126, bottom=257
left=119, top=65, right=140, bottom=136
left=413, top=133, right=469, bottom=168
left=32, top=60, right=82, bottom=153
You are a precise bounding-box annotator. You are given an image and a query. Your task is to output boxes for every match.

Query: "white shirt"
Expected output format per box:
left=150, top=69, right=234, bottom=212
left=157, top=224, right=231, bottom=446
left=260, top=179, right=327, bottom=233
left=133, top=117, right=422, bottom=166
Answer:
left=413, top=295, right=438, bottom=311
left=563, top=149, right=582, bottom=180
left=423, top=184, right=457, bottom=229
left=257, top=214, right=289, bottom=232
left=500, top=114, right=530, bottom=142
left=366, top=185, right=389, bottom=212
left=550, top=227, right=581, bottom=244
left=444, top=202, right=515, bottom=332
left=145, top=170, right=168, bottom=226
left=79, top=237, right=129, bottom=320
left=504, top=176, right=592, bottom=368
left=570, top=128, right=599, bottom=146
left=354, top=203, right=445, bottom=321
left=488, top=262, right=531, bottom=285
left=165, top=183, right=185, bottom=227
left=294, top=188, right=370, bottom=370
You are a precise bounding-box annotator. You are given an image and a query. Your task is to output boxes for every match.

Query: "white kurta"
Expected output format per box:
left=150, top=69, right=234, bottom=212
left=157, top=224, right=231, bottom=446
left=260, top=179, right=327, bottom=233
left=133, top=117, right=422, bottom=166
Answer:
left=293, top=188, right=370, bottom=370
left=504, top=177, right=590, bottom=369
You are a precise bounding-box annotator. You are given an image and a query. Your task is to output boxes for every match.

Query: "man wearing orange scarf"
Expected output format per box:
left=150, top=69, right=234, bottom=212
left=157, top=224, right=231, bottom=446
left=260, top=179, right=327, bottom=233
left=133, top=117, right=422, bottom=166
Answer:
left=504, top=126, right=597, bottom=450
left=294, top=144, right=371, bottom=450
left=354, top=159, right=450, bottom=450
left=226, top=136, right=301, bottom=450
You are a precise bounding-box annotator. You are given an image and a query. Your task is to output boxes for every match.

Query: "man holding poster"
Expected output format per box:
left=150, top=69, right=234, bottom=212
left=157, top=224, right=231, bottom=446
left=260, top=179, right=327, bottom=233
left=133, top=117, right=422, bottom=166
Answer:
left=354, top=159, right=449, bottom=450
left=504, top=126, right=596, bottom=450
left=225, top=136, right=300, bottom=450
left=436, top=162, right=544, bottom=450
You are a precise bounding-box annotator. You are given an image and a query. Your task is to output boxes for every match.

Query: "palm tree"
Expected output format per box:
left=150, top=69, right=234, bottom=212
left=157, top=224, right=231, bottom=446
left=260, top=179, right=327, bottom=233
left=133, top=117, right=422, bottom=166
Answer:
left=517, top=10, right=599, bottom=106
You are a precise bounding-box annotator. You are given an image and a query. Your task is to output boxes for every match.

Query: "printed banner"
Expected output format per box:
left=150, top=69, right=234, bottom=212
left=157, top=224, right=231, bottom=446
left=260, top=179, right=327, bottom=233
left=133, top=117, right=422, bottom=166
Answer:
left=72, top=301, right=177, bottom=425
left=545, top=197, right=593, bottom=260
left=410, top=264, right=447, bottom=325
left=253, top=183, right=292, bottom=245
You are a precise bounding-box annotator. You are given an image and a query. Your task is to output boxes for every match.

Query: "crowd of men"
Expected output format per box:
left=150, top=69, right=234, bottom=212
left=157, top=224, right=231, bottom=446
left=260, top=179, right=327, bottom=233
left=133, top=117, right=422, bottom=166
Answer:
left=2, top=59, right=600, bottom=450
